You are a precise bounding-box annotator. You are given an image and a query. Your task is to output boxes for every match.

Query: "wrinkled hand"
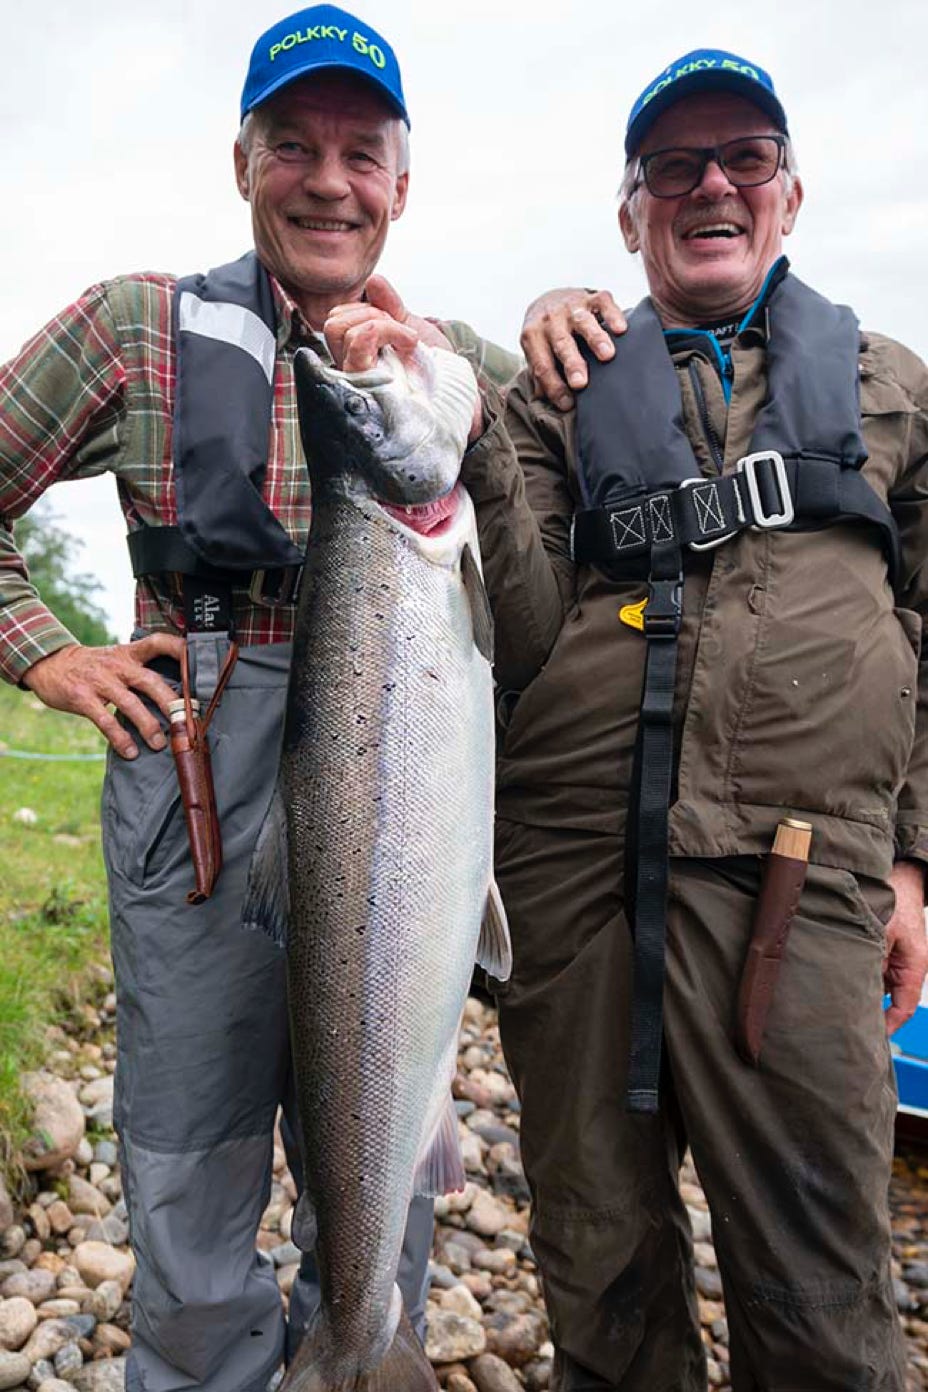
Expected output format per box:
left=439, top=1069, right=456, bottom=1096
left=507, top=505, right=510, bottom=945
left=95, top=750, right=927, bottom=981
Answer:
left=521, top=288, right=627, bottom=412
left=325, top=277, right=484, bottom=443
left=883, top=860, right=928, bottom=1034
left=23, top=633, right=187, bottom=759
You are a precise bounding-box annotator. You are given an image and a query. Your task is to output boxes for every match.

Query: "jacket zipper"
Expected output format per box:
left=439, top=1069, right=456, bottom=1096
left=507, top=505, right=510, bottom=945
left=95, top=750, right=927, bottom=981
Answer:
left=688, top=358, right=726, bottom=474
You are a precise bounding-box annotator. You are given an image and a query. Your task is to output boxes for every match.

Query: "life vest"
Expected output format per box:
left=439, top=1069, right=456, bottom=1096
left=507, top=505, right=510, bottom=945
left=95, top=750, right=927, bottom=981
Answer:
left=572, top=260, right=901, bottom=1115
left=127, top=253, right=305, bottom=631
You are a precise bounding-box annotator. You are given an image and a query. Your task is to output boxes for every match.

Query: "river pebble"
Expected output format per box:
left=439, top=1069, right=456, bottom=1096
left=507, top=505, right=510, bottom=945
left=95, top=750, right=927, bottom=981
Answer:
left=3, top=986, right=928, bottom=1389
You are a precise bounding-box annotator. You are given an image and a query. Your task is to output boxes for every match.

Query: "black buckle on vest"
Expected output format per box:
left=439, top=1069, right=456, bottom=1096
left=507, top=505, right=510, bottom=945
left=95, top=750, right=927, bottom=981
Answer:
left=643, top=576, right=683, bottom=639
left=248, top=566, right=302, bottom=607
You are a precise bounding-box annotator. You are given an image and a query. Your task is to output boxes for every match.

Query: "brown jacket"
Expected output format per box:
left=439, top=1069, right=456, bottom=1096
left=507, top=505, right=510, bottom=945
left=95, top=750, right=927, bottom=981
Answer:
left=463, top=319, right=928, bottom=881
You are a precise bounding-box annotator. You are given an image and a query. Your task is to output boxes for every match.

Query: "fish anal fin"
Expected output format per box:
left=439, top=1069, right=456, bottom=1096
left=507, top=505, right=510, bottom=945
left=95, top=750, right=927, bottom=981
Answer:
left=476, top=879, right=512, bottom=982
left=413, top=1092, right=466, bottom=1198
left=242, top=785, right=290, bottom=948
left=291, top=1191, right=317, bottom=1252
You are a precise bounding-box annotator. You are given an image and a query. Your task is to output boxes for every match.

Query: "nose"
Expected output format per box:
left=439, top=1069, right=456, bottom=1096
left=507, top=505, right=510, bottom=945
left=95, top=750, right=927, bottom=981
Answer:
left=301, top=152, right=351, bottom=201
left=693, top=156, right=738, bottom=200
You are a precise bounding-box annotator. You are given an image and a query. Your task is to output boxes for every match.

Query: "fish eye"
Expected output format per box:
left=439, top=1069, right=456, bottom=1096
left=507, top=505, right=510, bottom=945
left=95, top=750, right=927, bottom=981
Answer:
left=345, top=394, right=367, bottom=415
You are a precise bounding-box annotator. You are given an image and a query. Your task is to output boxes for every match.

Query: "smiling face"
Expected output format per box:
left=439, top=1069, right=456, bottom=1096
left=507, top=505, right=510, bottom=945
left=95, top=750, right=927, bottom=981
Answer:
left=619, top=92, right=803, bottom=326
left=234, top=71, right=409, bottom=329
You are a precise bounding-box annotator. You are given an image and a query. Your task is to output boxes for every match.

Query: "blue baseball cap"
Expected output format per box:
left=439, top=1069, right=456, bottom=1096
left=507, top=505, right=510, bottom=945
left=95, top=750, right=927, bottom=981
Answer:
left=625, top=49, right=787, bottom=156
left=241, top=5, right=409, bottom=126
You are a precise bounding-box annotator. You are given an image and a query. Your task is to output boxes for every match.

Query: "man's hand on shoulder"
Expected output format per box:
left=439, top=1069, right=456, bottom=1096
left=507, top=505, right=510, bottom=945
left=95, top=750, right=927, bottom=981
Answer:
left=325, top=276, right=483, bottom=443
left=884, top=859, right=928, bottom=1034
left=23, top=633, right=186, bottom=760
left=521, top=288, right=627, bottom=413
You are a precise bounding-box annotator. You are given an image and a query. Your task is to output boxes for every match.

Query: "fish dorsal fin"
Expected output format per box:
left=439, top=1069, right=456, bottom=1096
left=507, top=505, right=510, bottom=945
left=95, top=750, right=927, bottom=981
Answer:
left=476, top=879, right=512, bottom=982
left=462, top=543, right=494, bottom=663
left=242, top=785, right=290, bottom=948
left=413, top=1092, right=466, bottom=1197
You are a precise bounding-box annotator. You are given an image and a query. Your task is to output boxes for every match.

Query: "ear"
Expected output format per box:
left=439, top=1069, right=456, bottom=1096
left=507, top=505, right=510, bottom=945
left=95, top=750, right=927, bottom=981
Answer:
left=234, top=140, right=250, bottom=201
left=781, top=174, right=803, bottom=237
left=391, top=170, right=409, bottom=222
left=619, top=200, right=639, bottom=254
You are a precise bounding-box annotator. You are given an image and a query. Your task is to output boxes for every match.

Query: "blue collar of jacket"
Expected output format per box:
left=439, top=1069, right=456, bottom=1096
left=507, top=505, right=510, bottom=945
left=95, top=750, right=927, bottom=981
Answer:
left=662, top=255, right=789, bottom=403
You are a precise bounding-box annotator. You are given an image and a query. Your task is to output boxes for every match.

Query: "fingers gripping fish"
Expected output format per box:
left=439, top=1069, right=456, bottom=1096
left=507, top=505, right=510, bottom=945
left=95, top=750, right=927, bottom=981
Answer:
left=243, top=343, right=511, bottom=1392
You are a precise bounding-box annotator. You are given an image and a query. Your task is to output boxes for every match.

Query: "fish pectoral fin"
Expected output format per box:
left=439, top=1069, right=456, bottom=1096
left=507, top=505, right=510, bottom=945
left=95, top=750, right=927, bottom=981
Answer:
left=241, top=785, right=290, bottom=948
left=475, top=878, right=512, bottom=982
left=461, top=543, right=494, bottom=664
left=413, top=1092, right=466, bottom=1197
left=291, top=1191, right=318, bottom=1251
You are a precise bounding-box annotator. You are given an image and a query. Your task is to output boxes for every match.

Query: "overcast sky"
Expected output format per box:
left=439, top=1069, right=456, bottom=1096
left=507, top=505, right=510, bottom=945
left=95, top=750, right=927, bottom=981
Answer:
left=5, top=0, right=927, bottom=638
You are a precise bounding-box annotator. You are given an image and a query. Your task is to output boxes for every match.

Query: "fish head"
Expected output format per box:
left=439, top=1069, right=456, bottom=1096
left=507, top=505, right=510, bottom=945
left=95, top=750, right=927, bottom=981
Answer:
left=295, top=344, right=478, bottom=511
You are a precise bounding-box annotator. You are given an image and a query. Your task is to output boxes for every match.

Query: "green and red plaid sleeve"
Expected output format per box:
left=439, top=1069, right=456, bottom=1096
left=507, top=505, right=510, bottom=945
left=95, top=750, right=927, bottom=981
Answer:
left=0, top=284, right=128, bottom=683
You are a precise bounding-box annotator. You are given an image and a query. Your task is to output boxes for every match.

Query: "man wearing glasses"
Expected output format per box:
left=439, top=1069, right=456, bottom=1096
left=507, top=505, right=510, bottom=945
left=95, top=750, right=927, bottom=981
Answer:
left=486, top=48, right=928, bottom=1390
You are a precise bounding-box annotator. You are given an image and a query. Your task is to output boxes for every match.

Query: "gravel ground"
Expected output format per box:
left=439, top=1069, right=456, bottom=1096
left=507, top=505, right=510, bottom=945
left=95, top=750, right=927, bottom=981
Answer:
left=1, top=978, right=927, bottom=1391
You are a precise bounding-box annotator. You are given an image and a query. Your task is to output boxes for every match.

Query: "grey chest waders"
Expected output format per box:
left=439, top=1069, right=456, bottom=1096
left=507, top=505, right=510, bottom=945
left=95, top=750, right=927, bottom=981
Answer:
left=572, top=260, right=901, bottom=1113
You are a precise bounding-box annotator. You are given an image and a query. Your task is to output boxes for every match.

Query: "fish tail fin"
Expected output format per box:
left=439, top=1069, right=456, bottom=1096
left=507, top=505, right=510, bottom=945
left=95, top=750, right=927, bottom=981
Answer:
left=242, top=784, right=290, bottom=947
left=281, top=1304, right=438, bottom=1392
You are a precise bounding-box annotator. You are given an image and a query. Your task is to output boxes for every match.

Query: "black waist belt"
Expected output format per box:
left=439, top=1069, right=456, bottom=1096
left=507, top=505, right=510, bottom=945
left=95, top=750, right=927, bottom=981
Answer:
left=571, top=450, right=899, bottom=1115
left=127, top=525, right=302, bottom=633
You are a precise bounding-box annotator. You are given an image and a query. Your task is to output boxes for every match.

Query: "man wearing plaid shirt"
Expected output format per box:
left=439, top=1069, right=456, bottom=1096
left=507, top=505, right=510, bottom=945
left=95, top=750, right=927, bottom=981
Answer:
left=0, top=6, right=622, bottom=1390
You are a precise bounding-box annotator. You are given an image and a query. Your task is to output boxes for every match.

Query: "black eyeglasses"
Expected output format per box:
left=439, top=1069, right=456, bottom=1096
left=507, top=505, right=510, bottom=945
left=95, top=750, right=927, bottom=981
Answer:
left=634, top=134, right=787, bottom=199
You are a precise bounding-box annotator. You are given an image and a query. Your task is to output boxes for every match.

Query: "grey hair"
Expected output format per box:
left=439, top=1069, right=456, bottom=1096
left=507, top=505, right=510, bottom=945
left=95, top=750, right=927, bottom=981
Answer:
left=237, top=108, right=410, bottom=175
left=617, top=136, right=798, bottom=213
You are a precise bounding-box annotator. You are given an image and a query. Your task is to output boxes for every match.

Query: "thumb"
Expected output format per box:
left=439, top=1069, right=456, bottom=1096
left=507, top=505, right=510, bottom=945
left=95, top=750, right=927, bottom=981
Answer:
left=365, top=274, right=407, bottom=321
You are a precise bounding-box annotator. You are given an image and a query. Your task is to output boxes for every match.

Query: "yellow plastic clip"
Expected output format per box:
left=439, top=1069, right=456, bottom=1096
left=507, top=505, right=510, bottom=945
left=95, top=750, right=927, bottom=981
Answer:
left=619, top=596, right=648, bottom=632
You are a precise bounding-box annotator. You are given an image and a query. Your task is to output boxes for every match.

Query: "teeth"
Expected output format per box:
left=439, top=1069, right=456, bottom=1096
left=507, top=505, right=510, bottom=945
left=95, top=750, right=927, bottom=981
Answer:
left=685, top=223, right=740, bottom=239
left=292, top=218, right=354, bottom=231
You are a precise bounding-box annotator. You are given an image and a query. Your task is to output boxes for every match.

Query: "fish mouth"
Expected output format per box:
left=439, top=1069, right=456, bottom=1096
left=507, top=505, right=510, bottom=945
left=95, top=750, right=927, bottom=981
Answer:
left=380, top=484, right=463, bottom=537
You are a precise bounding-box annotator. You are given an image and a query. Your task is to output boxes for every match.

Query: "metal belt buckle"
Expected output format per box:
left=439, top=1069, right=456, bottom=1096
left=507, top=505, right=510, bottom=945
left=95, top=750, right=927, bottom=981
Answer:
left=680, top=476, right=738, bottom=551
left=737, top=451, right=794, bottom=529
left=249, top=566, right=302, bottom=607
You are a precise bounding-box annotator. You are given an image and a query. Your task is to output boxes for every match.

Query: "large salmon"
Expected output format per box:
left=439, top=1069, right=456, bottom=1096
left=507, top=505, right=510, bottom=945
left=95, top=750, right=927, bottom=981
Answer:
left=244, top=343, right=511, bottom=1392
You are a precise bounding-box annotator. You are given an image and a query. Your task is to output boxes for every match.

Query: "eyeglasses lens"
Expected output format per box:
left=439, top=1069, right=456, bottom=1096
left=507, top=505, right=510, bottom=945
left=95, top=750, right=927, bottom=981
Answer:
left=643, top=137, right=783, bottom=197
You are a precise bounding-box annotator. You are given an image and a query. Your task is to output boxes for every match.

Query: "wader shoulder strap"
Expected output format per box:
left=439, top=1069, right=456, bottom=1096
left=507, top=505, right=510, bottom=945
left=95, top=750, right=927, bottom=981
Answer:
left=171, top=252, right=304, bottom=572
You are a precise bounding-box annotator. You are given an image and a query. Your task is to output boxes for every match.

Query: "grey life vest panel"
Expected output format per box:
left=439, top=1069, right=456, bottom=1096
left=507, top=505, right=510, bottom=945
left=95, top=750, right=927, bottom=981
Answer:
left=571, top=265, right=901, bottom=1116
left=127, top=253, right=305, bottom=625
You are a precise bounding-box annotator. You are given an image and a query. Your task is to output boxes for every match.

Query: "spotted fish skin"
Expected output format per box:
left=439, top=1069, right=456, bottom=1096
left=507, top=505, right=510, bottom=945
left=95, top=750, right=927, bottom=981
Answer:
left=246, top=346, right=510, bottom=1392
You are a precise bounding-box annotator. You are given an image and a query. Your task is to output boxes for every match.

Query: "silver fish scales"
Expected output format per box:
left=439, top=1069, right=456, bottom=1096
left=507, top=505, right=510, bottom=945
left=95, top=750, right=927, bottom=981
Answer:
left=244, top=344, right=510, bottom=1392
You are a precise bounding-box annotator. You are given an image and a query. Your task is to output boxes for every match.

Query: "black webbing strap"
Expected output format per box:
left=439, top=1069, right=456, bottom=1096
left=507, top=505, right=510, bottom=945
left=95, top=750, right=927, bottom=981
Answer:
left=572, top=455, right=900, bottom=591
left=626, top=542, right=683, bottom=1113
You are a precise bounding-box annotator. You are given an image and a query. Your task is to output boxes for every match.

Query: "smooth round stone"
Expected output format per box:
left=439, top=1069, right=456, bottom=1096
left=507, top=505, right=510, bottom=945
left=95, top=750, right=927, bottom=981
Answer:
left=22, top=1317, right=77, bottom=1362
left=0, top=1348, right=32, bottom=1389
left=470, top=1353, right=524, bottom=1392
left=82, top=1217, right=128, bottom=1248
left=91, top=1143, right=117, bottom=1170
left=71, top=1357, right=128, bottom=1390
left=2, top=1268, right=58, bottom=1305
left=54, top=1338, right=84, bottom=1377
left=21, top=1074, right=85, bottom=1174
left=484, top=1311, right=548, bottom=1367
left=72, top=1245, right=134, bottom=1295
left=81, top=1280, right=121, bottom=1322
left=439, top=1284, right=484, bottom=1321
left=423, top=1308, right=486, bottom=1363
left=64, top=1314, right=97, bottom=1341
left=67, top=1179, right=109, bottom=1221
left=92, top=1324, right=130, bottom=1356
left=74, top=1140, right=94, bottom=1169
left=473, top=1247, right=517, bottom=1276
left=38, top=1298, right=82, bottom=1318
left=0, top=1295, right=38, bottom=1349
left=464, top=1190, right=510, bottom=1239
left=36, top=1379, right=80, bottom=1392
left=269, top=1242, right=300, bottom=1269
left=0, top=1229, right=26, bottom=1261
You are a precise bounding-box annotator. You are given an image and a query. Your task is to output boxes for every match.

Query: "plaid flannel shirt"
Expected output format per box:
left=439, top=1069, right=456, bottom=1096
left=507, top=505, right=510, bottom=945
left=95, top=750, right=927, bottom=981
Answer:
left=0, top=270, right=518, bottom=685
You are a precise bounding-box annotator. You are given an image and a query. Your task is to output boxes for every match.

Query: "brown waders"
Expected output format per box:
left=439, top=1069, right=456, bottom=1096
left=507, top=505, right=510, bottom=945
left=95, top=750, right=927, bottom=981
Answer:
left=494, top=819, right=906, bottom=1391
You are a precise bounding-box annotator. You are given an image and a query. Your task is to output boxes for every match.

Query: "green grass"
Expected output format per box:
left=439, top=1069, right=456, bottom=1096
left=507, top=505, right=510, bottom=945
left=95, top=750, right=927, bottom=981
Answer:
left=0, top=684, right=110, bottom=1169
